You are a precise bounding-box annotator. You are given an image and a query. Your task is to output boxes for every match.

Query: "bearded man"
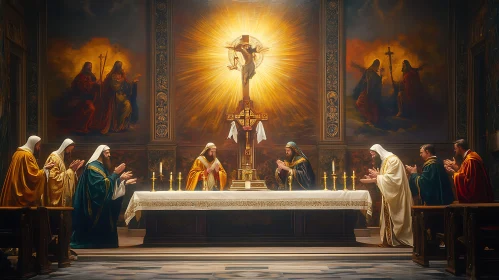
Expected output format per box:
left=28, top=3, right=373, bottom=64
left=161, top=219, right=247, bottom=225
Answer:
left=71, top=145, right=136, bottom=248
left=275, top=141, right=316, bottom=190
left=360, top=144, right=413, bottom=247
left=186, top=143, right=227, bottom=191
left=444, top=139, right=494, bottom=203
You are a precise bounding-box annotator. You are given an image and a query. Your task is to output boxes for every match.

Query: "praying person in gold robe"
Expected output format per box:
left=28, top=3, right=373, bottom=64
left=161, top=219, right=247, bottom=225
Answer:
left=0, top=136, right=55, bottom=206
left=186, top=143, right=227, bottom=191
left=44, top=139, right=85, bottom=207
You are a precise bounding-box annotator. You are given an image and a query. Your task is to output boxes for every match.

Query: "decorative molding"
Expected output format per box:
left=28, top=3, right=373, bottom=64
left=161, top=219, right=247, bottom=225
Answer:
left=324, top=0, right=341, bottom=140
left=153, top=0, right=172, bottom=140
left=455, top=0, right=468, bottom=140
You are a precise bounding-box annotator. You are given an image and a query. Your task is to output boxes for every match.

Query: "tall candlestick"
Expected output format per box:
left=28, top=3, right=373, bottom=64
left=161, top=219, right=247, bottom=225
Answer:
left=288, top=172, right=293, bottom=191
left=178, top=172, right=182, bottom=191
left=151, top=172, right=156, bottom=192
left=169, top=171, right=173, bottom=191
left=159, top=162, right=162, bottom=174
left=351, top=170, right=356, bottom=191
left=332, top=161, right=335, bottom=173
left=323, top=172, right=328, bottom=191
left=343, top=171, right=347, bottom=191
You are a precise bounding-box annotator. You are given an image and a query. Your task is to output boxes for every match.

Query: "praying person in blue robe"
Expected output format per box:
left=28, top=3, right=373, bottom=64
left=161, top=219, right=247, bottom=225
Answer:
left=70, top=145, right=136, bottom=249
left=406, top=144, right=454, bottom=205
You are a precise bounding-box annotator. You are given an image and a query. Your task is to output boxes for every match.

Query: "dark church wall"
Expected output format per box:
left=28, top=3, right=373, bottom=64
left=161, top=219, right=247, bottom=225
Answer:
left=0, top=0, right=11, bottom=188
left=484, top=0, right=499, bottom=199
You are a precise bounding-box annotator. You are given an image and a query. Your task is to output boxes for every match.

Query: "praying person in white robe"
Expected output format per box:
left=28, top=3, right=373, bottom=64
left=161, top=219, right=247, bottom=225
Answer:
left=360, top=144, right=413, bottom=247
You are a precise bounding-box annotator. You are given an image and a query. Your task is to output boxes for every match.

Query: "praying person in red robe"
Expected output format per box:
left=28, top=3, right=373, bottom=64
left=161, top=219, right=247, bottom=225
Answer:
left=444, top=139, right=494, bottom=203
left=352, top=59, right=383, bottom=125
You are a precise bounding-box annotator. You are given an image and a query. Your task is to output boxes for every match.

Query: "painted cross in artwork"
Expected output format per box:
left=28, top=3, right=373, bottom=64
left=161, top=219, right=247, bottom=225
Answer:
left=345, top=0, right=450, bottom=143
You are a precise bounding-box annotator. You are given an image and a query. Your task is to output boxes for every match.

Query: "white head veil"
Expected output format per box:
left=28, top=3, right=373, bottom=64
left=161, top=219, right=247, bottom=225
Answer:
left=52, top=138, right=74, bottom=160
left=86, top=145, right=110, bottom=165
left=19, top=136, right=41, bottom=154
left=370, top=144, right=394, bottom=161
left=199, top=143, right=216, bottom=157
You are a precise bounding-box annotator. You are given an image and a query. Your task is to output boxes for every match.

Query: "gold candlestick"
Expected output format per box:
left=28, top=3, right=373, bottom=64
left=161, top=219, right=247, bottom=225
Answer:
left=343, top=171, right=347, bottom=191
left=151, top=172, right=156, bottom=192
left=288, top=172, right=293, bottom=191
left=169, top=171, right=173, bottom=191
left=178, top=172, right=182, bottom=191
left=332, top=172, right=337, bottom=191
left=323, top=172, right=328, bottom=191
left=351, top=170, right=356, bottom=191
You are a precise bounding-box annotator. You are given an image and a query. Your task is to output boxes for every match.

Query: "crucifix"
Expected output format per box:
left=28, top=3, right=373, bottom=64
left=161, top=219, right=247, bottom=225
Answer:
left=226, top=35, right=268, bottom=186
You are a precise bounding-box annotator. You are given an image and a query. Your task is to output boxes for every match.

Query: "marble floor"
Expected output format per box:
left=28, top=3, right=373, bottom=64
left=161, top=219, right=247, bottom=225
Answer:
left=27, top=228, right=468, bottom=279
left=32, top=260, right=465, bottom=280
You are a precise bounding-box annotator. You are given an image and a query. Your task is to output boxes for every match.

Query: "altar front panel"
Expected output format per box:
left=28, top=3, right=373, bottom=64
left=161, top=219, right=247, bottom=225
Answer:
left=125, top=191, right=372, bottom=246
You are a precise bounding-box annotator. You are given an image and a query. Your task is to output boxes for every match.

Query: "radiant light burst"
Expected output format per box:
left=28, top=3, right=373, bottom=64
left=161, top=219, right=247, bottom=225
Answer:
left=175, top=2, right=319, bottom=137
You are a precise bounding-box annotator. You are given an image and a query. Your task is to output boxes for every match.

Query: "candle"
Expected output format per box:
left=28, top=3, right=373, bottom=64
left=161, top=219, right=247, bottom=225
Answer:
left=159, top=162, right=163, bottom=174
left=245, top=181, right=251, bottom=189
left=152, top=171, right=155, bottom=178
left=170, top=171, right=173, bottom=181
left=344, top=171, right=346, bottom=177
left=353, top=170, right=355, bottom=176
left=332, top=161, right=335, bottom=173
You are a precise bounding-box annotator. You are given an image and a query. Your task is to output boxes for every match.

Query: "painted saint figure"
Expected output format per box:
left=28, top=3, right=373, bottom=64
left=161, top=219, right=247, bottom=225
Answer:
left=352, top=59, right=383, bottom=125
left=57, top=62, right=100, bottom=134
left=92, top=61, right=139, bottom=134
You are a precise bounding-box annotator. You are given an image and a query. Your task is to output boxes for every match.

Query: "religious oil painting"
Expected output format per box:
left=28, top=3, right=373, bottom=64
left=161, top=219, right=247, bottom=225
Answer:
left=173, top=0, right=321, bottom=146
left=345, top=0, right=450, bottom=143
left=46, top=0, right=149, bottom=143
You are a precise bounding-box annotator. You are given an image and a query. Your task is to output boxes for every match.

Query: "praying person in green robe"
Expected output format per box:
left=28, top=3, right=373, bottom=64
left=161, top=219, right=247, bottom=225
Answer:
left=405, top=144, right=455, bottom=205
left=70, top=145, right=136, bottom=249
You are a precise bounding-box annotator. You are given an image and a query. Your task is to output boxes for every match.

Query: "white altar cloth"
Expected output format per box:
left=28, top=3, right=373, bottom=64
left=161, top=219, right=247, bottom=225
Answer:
left=125, top=190, right=372, bottom=225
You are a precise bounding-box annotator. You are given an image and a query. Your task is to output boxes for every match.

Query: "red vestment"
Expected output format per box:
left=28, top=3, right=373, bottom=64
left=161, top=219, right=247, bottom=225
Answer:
left=401, top=69, right=425, bottom=117
left=65, top=72, right=98, bottom=133
left=453, top=151, right=494, bottom=203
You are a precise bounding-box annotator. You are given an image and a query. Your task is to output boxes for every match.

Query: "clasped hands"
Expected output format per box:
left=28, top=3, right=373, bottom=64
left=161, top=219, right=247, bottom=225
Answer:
left=207, top=162, right=220, bottom=174
left=443, top=158, right=459, bottom=174
left=276, top=160, right=290, bottom=172
left=359, top=168, right=379, bottom=184
left=114, top=163, right=137, bottom=185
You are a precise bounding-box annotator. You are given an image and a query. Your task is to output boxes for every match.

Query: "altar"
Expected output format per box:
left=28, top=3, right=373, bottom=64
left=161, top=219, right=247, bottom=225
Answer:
left=125, top=190, right=372, bottom=246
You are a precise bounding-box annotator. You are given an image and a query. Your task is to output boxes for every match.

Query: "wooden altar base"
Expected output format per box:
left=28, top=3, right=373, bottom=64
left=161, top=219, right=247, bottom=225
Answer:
left=142, top=209, right=359, bottom=247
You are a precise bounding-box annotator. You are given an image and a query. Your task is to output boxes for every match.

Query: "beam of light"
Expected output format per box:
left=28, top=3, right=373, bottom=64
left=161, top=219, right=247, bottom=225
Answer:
left=175, top=1, right=319, bottom=139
